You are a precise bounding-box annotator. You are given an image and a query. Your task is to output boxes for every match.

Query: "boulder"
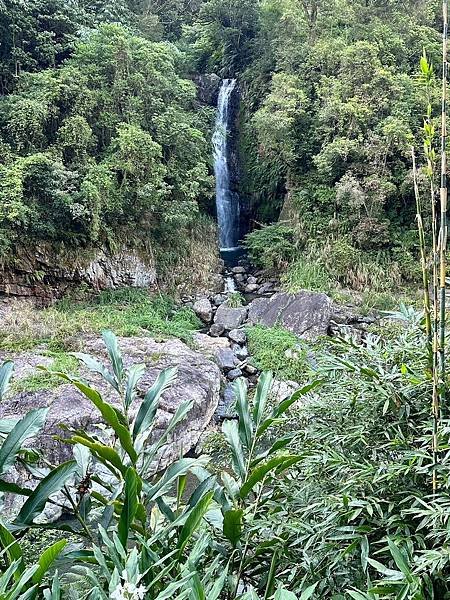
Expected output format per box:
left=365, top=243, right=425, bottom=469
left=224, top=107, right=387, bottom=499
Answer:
left=232, top=344, right=249, bottom=361
left=245, top=283, right=260, bottom=294
left=193, top=333, right=230, bottom=359
left=228, top=329, right=247, bottom=345
left=209, top=323, right=226, bottom=337
left=248, top=291, right=333, bottom=340
left=216, top=348, right=239, bottom=372
left=193, top=298, right=213, bottom=323
left=232, top=266, right=246, bottom=274
left=0, top=336, right=221, bottom=518
left=215, top=305, right=248, bottom=330
left=194, top=73, right=222, bottom=105
left=227, top=368, right=243, bottom=381
left=247, top=276, right=258, bottom=285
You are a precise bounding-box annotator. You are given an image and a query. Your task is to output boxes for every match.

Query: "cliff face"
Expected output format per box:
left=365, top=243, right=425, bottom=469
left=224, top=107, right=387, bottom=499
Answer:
left=0, top=243, right=157, bottom=303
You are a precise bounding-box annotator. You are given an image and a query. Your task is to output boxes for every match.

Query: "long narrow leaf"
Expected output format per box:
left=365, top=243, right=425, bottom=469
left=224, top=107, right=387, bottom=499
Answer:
left=32, top=540, right=67, bottom=584
left=13, top=461, right=78, bottom=527
left=133, top=367, right=178, bottom=440
left=234, top=378, right=253, bottom=450
left=0, top=361, right=14, bottom=401
left=118, top=467, right=140, bottom=548
left=0, top=408, right=48, bottom=475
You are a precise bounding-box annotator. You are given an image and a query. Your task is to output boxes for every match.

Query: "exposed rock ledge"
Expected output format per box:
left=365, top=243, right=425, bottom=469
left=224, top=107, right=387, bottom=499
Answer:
left=0, top=243, right=157, bottom=303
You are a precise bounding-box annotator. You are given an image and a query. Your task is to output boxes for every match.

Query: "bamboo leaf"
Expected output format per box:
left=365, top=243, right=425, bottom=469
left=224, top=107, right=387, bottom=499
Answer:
left=240, top=455, right=301, bottom=499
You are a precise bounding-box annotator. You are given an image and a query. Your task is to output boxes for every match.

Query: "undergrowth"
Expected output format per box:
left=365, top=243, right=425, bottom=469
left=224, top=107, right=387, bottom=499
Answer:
left=0, top=288, right=202, bottom=352
left=246, top=324, right=310, bottom=382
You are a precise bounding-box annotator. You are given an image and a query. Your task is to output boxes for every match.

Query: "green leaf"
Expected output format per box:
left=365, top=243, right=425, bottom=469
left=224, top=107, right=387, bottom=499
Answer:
left=240, top=455, right=301, bottom=499
left=0, top=480, right=32, bottom=496
left=146, top=458, right=200, bottom=502
left=0, top=408, right=48, bottom=475
left=253, top=371, right=273, bottom=427
left=222, top=419, right=246, bottom=480
left=274, top=380, right=323, bottom=418
left=0, top=519, right=23, bottom=575
left=133, top=367, right=177, bottom=439
left=299, top=582, right=318, bottom=600
left=13, top=461, right=78, bottom=527
left=387, top=539, right=412, bottom=578
left=223, top=509, right=243, bottom=548
left=102, top=330, right=124, bottom=388
left=234, top=378, right=253, bottom=449
left=54, top=374, right=137, bottom=464
left=124, top=363, right=145, bottom=410
left=274, top=589, right=298, bottom=600
left=118, top=467, right=140, bottom=548
left=69, top=436, right=126, bottom=476
left=71, top=353, right=118, bottom=392
left=0, top=361, right=14, bottom=400
left=178, top=490, right=214, bottom=556
left=32, top=540, right=67, bottom=584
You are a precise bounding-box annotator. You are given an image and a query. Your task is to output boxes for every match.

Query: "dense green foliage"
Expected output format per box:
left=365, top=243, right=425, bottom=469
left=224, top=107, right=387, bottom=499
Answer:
left=0, top=3, right=213, bottom=255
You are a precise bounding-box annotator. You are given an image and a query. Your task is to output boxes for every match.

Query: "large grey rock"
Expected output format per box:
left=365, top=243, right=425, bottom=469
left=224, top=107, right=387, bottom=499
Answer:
left=228, top=329, right=247, bottom=345
left=0, top=336, right=221, bottom=518
left=194, top=73, right=222, bottom=105
left=216, top=348, right=239, bottom=372
left=193, top=333, right=230, bottom=359
left=248, top=291, right=333, bottom=340
left=193, top=298, right=213, bottom=323
left=215, top=305, right=248, bottom=330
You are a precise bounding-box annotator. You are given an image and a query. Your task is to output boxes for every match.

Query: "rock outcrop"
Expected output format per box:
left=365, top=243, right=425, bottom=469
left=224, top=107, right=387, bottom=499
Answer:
left=0, top=337, right=221, bottom=518
left=0, top=243, right=157, bottom=303
left=248, top=291, right=334, bottom=340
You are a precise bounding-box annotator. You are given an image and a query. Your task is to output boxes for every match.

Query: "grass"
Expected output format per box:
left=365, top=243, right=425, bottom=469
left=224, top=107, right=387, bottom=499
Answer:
left=0, top=288, right=202, bottom=352
left=246, top=324, right=310, bottom=382
left=9, top=352, right=79, bottom=394
left=281, top=258, right=333, bottom=294
left=226, top=292, right=245, bottom=307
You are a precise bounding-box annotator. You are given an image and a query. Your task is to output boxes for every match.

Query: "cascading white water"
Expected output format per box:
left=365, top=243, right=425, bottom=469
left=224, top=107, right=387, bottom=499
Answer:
left=213, top=79, right=240, bottom=250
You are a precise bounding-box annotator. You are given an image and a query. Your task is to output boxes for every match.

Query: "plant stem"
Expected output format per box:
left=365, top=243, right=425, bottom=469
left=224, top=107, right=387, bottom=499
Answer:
left=412, top=147, right=432, bottom=354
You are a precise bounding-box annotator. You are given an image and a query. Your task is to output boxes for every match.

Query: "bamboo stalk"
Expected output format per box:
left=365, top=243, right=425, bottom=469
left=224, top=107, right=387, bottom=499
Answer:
left=412, top=148, right=432, bottom=351
left=435, top=0, right=448, bottom=493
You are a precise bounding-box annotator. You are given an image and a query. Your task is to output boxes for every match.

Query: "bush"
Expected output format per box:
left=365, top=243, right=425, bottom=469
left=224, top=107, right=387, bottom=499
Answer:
left=244, top=224, right=298, bottom=270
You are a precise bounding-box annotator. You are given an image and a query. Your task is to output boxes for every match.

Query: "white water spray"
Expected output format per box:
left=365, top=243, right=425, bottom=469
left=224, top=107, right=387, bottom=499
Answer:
left=213, top=79, right=240, bottom=250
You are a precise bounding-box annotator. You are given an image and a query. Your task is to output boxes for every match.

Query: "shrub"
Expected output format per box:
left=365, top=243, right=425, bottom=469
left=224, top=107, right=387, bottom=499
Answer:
left=244, top=224, right=298, bottom=270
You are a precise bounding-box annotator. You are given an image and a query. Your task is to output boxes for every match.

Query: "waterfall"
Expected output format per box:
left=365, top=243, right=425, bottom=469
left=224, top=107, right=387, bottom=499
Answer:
left=213, top=79, right=240, bottom=251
